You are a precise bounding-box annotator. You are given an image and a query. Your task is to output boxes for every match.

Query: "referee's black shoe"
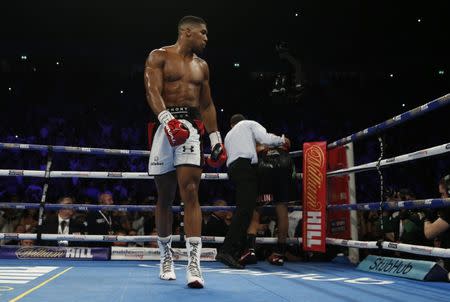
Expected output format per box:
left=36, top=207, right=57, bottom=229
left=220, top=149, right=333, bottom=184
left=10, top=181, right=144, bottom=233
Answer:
left=216, top=251, right=245, bottom=269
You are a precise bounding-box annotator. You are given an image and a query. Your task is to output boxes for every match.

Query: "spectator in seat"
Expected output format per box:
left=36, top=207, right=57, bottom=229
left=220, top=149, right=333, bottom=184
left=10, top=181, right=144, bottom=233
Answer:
left=397, top=189, right=426, bottom=246
left=0, top=209, right=22, bottom=245
left=87, top=192, right=118, bottom=247
left=20, top=239, right=35, bottom=247
left=203, top=199, right=232, bottom=237
left=41, top=196, right=85, bottom=246
left=423, top=176, right=450, bottom=242
left=423, top=175, right=450, bottom=271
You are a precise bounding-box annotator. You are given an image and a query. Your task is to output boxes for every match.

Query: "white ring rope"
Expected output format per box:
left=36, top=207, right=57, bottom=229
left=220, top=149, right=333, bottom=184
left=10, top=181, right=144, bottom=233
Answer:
left=2, top=233, right=449, bottom=258
left=0, top=170, right=229, bottom=180
left=0, top=233, right=301, bottom=245
left=327, top=142, right=450, bottom=177
left=0, top=142, right=303, bottom=158
left=2, top=94, right=449, bottom=159
left=1, top=142, right=448, bottom=180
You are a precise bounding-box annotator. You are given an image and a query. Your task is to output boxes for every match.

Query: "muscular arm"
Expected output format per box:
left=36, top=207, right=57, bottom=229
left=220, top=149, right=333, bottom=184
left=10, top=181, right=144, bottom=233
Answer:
left=198, top=61, right=218, bottom=133
left=144, top=49, right=167, bottom=115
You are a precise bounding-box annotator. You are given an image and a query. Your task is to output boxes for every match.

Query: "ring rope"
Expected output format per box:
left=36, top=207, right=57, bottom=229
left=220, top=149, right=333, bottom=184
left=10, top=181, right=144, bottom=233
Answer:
left=1, top=141, right=449, bottom=181
left=2, top=233, right=449, bottom=258
left=327, top=198, right=450, bottom=211
left=0, top=143, right=151, bottom=157
left=327, top=93, right=450, bottom=149
left=0, top=203, right=303, bottom=212
left=275, top=93, right=450, bottom=157
left=326, top=141, right=450, bottom=177
left=0, top=93, right=448, bottom=159
left=0, top=170, right=230, bottom=180
left=1, top=198, right=450, bottom=212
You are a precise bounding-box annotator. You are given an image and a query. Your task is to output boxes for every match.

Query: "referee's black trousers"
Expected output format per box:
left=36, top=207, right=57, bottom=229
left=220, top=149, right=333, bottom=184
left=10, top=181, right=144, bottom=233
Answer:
left=221, top=158, right=258, bottom=256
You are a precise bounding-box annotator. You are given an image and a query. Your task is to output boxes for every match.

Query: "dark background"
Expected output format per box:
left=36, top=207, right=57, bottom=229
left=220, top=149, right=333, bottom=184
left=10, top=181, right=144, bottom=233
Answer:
left=0, top=0, right=449, bottom=203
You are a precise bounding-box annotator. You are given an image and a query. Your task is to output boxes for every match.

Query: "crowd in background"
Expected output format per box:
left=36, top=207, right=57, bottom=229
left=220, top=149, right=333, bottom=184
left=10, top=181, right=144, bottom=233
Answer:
left=0, top=96, right=449, bottom=267
left=0, top=190, right=304, bottom=262
left=2, top=183, right=449, bottom=267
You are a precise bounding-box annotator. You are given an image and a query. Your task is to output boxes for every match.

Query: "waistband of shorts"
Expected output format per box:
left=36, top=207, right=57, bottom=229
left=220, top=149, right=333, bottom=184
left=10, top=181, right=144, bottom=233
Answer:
left=166, top=106, right=201, bottom=120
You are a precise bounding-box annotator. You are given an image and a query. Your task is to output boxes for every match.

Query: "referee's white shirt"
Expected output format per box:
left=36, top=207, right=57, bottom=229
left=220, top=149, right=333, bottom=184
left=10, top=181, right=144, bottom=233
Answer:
left=224, top=120, right=285, bottom=167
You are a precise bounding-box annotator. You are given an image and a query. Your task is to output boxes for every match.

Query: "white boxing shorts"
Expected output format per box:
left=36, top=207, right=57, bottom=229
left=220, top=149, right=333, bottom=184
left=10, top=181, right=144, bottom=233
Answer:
left=148, top=107, right=204, bottom=175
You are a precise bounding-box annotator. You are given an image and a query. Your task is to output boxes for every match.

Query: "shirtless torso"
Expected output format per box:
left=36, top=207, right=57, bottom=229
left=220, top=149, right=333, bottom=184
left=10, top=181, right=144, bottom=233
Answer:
left=157, top=46, right=206, bottom=106
left=143, top=16, right=226, bottom=288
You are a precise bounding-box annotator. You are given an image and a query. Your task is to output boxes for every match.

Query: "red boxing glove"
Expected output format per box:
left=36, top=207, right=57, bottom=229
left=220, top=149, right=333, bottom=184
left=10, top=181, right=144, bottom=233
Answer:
left=164, top=119, right=190, bottom=146
left=158, top=110, right=190, bottom=146
left=206, top=131, right=227, bottom=168
left=207, top=143, right=227, bottom=168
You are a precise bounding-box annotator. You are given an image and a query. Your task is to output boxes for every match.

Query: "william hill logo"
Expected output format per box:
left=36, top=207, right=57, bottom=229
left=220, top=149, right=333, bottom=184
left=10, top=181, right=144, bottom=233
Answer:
left=304, top=144, right=326, bottom=250
left=16, top=247, right=65, bottom=259
left=305, top=145, right=325, bottom=211
left=16, top=247, right=93, bottom=259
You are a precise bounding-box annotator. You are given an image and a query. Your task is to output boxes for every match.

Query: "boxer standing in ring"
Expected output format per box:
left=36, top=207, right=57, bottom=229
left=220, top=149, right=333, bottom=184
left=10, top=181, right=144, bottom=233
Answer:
left=144, top=15, right=227, bottom=288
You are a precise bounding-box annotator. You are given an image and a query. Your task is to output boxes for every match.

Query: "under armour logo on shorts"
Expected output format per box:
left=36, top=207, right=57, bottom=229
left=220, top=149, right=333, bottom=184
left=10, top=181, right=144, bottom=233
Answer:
left=182, top=146, right=195, bottom=153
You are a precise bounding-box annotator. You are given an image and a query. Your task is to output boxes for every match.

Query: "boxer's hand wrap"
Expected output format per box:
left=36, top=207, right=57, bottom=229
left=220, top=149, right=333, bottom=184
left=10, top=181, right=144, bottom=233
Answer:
left=207, top=131, right=227, bottom=168
left=158, top=110, right=190, bottom=147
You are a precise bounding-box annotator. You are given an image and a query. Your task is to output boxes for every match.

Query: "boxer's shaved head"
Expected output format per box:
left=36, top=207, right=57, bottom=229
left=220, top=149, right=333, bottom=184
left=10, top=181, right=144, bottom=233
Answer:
left=178, top=16, right=207, bottom=33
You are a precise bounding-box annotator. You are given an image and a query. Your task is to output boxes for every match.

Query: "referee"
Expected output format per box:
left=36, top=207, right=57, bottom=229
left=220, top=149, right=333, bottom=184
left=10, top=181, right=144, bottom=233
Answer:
left=216, top=114, right=290, bottom=268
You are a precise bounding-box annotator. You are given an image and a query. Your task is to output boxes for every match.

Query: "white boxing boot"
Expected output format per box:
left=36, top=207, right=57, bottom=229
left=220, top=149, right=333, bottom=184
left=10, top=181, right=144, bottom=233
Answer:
left=186, top=237, right=204, bottom=288
left=158, top=236, right=176, bottom=280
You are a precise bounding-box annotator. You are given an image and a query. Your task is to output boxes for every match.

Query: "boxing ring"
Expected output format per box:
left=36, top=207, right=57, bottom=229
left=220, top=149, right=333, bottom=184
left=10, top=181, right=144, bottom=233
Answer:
left=0, top=93, right=450, bottom=301
left=1, top=260, right=449, bottom=302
